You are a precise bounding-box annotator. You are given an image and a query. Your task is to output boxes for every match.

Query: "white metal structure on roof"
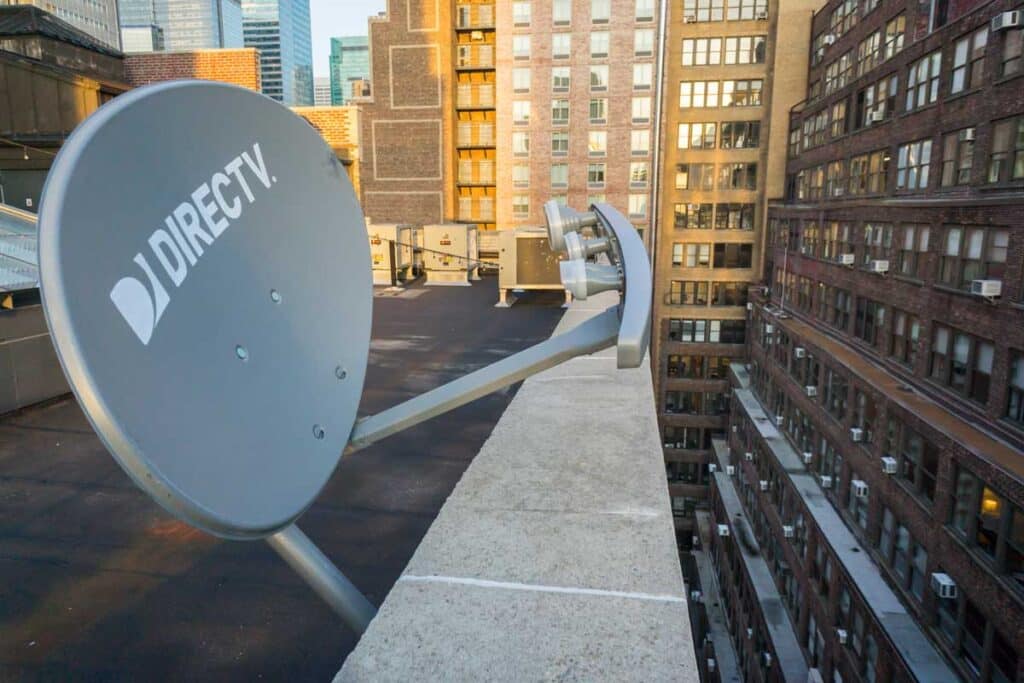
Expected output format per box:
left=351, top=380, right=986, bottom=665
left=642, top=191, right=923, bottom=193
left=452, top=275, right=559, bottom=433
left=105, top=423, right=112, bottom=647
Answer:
left=0, top=203, right=38, bottom=292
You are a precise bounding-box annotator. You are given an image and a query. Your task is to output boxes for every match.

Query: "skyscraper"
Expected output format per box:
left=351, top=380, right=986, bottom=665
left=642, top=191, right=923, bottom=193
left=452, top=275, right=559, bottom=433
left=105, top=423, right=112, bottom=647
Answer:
left=329, top=36, right=369, bottom=105
left=242, top=0, right=313, bottom=105
left=8, top=0, right=121, bottom=49
left=117, top=0, right=243, bottom=51
left=313, top=76, right=331, bottom=106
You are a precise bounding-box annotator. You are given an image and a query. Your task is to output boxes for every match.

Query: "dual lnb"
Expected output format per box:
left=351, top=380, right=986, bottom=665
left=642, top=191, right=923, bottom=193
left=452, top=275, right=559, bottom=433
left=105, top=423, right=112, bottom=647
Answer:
left=543, top=200, right=624, bottom=301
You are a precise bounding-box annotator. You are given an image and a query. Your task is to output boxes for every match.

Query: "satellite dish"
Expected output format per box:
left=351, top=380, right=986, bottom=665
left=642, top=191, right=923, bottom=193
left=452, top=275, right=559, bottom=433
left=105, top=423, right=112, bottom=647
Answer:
left=37, top=81, right=372, bottom=540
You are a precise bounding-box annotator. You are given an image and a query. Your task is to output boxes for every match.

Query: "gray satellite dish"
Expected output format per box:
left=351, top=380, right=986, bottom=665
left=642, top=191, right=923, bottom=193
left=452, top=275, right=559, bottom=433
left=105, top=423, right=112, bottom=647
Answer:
left=37, top=81, right=651, bottom=641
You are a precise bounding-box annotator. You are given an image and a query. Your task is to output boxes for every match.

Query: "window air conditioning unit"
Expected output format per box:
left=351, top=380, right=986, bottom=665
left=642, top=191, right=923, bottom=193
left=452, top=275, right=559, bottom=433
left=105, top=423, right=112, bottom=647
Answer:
left=765, top=324, right=775, bottom=333
left=931, top=572, right=958, bottom=599
left=805, top=385, right=818, bottom=397
left=692, top=535, right=700, bottom=547
left=850, top=427, right=864, bottom=442
left=783, top=525, right=795, bottom=538
left=775, top=414, right=785, bottom=427
left=992, top=10, right=1022, bottom=31
left=794, top=347, right=806, bottom=358
left=853, top=479, right=869, bottom=498
left=971, top=279, right=1002, bottom=298
left=819, top=475, right=833, bottom=489
left=803, top=451, right=814, bottom=465
left=960, top=128, right=976, bottom=142
left=869, top=259, right=889, bottom=274
left=718, top=524, right=731, bottom=537
left=838, top=253, right=856, bottom=265
left=836, top=628, right=848, bottom=645
left=869, top=109, right=885, bottom=123
left=691, top=590, right=703, bottom=602
left=747, top=302, right=754, bottom=311
left=684, top=14, right=697, bottom=22
left=708, top=658, right=717, bottom=673
left=471, top=30, right=484, bottom=40
left=727, top=465, right=736, bottom=476
left=762, top=652, right=773, bottom=668
left=881, top=456, right=898, bottom=474
left=756, top=9, right=768, bottom=19
left=747, top=628, right=754, bottom=639
left=709, top=463, right=718, bottom=473
left=759, top=479, right=769, bottom=491
left=823, top=33, right=837, bottom=45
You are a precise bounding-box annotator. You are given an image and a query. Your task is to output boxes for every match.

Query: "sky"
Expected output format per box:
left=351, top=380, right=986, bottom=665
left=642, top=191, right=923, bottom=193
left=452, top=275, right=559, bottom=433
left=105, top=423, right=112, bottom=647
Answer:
left=309, top=0, right=386, bottom=79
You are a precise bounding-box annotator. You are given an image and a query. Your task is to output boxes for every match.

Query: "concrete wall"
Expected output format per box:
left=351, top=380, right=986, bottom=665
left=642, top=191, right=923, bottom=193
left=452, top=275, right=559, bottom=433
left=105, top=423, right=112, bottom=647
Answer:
left=0, top=304, right=68, bottom=415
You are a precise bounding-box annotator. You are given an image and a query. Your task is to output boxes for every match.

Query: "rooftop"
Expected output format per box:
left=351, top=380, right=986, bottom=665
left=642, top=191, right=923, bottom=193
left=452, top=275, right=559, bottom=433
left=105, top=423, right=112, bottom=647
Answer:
left=0, top=6, right=122, bottom=58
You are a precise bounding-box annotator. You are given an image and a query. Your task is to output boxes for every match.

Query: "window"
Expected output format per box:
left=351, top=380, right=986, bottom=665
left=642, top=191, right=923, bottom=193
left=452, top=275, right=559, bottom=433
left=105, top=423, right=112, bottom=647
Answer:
left=551, top=131, right=568, bottom=155
left=669, top=280, right=709, bottom=305
left=552, top=0, right=571, bottom=24
left=854, top=389, right=877, bottom=443
left=512, top=194, right=529, bottom=217
left=590, top=65, right=609, bottom=91
left=723, top=79, right=762, bottom=106
left=830, top=100, right=847, bottom=138
left=591, top=0, right=610, bottom=22
left=680, top=81, right=719, bottom=107
left=675, top=163, right=715, bottom=190
left=896, top=139, right=932, bottom=190
left=512, top=100, right=530, bottom=124
left=951, top=28, right=987, bottom=94
left=940, top=227, right=1009, bottom=289
left=635, top=29, right=654, bottom=56
left=727, top=0, right=767, bottom=21
left=512, top=67, right=530, bottom=93
left=512, top=164, right=529, bottom=188
left=827, top=288, right=852, bottom=331
left=1009, top=352, right=1024, bottom=427
left=848, top=475, right=868, bottom=529
left=512, top=1, right=531, bottom=25
left=941, top=128, right=975, bottom=186
left=930, top=325, right=995, bottom=403
left=631, top=130, right=650, bottom=155
left=588, top=131, right=607, bottom=156
left=632, top=96, right=651, bottom=122
left=550, top=164, right=568, bottom=188
left=906, top=52, right=941, bottom=110
left=724, top=36, right=766, bottom=64
left=720, top=121, right=760, bottom=149
left=826, top=161, right=847, bottom=197
left=628, top=194, right=648, bottom=218
left=823, top=367, right=848, bottom=421
left=512, top=131, right=529, bottom=156
left=713, top=243, right=752, bottom=268
left=884, top=14, right=905, bottom=59
left=897, top=224, right=929, bottom=277
left=630, top=162, right=649, bottom=186
left=633, top=63, right=653, bottom=89
left=678, top=122, right=716, bottom=149
left=683, top=0, right=724, bottom=21
left=551, top=99, right=570, bottom=125
left=512, top=35, right=531, bottom=59
left=857, top=73, right=897, bottom=127
left=589, top=98, right=607, bottom=123
left=711, top=282, right=748, bottom=306
left=636, top=0, right=656, bottom=20
left=863, top=222, right=892, bottom=262
left=857, top=31, right=882, bottom=76
left=718, top=163, right=757, bottom=190
left=715, top=204, right=754, bottom=230
left=1001, top=22, right=1023, bottom=76
left=854, top=298, right=885, bottom=346
left=591, top=31, right=609, bottom=57
left=587, top=163, right=606, bottom=186
left=674, top=203, right=713, bottom=229
left=887, top=418, right=940, bottom=502
left=988, top=117, right=1024, bottom=183
left=552, top=33, right=571, bottom=58
left=682, top=38, right=722, bottom=66
left=678, top=243, right=711, bottom=267
left=552, top=67, right=570, bottom=92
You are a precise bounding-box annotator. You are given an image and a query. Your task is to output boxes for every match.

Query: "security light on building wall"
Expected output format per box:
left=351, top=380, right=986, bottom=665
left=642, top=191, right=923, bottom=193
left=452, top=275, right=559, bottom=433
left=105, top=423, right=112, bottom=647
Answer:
left=35, top=82, right=652, bottom=640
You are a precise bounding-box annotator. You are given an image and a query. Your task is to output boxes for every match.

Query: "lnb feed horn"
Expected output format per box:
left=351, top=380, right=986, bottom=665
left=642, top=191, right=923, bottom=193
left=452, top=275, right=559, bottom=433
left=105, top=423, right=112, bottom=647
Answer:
left=35, top=81, right=651, bottom=642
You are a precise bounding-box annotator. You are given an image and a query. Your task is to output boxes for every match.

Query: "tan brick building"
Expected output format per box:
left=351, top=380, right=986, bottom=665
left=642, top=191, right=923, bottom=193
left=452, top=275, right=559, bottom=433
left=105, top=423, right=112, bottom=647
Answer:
left=291, top=106, right=362, bottom=195
left=123, top=48, right=262, bottom=91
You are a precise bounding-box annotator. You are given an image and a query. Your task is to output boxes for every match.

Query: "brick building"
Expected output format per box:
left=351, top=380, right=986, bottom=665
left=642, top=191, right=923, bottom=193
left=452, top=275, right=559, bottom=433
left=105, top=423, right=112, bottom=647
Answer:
left=123, top=47, right=261, bottom=90
left=291, top=105, right=361, bottom=195
left=705, top=0, right=1024, bottom=679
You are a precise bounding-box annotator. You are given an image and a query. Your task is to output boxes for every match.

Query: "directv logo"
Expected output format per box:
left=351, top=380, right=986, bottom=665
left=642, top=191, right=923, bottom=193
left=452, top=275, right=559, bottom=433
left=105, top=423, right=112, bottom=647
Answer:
left=110, top=142, right=276, bottom=345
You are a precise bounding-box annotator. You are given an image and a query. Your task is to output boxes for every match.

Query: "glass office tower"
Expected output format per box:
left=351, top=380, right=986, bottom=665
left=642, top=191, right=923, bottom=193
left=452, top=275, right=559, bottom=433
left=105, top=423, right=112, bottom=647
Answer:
left=117, top=0, right=243, bottom=51
left=241, top=0, right=313, bottom=105
left=329, top=36, right=369, bottom=105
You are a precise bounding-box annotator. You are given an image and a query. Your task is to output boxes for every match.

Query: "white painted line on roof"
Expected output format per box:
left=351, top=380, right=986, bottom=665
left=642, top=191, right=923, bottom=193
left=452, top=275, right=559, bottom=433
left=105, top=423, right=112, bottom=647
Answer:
left=399, top=574, right=687, bottom=604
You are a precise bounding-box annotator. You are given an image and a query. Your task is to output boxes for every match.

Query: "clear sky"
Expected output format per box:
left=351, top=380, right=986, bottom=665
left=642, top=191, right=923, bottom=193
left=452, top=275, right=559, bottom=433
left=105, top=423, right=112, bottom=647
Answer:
left=309, top=0, right=386, bottom=79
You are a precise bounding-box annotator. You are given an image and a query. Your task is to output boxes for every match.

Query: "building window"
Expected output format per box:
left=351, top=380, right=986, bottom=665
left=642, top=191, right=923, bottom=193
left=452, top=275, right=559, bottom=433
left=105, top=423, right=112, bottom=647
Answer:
left=635, top=29, right=654, bottom=56
left=512, top=194, right=529, bottom=217
left=591, top=31, right=609, bottom=57
left=674, top=203, right=713, bottom=229
left=551, top=131, right=568, bottom=156
left=854, top=298, right=885, bottom=346
left=552, top=33, right=571, bottom=59
left=683, top=0, right=724, bottom=22
left=884, top=14, right=905, bottom=59
left=631, top=96, right=651, bottom=122
left=886, top=418, right=939, bottom=503
left=588, top=131, right=607, bottom=156
left=631, top=130, right=650, bottom=155
left=906, top=51, right=941, bottom=110
left=830, top=100, right=847, bottom=138
left=512, top=100, right=530, bottom=124
left=587, top=163, right=606, bottom=187
left=512, top=35, right=531, bottom=60
left=550, top=163, right=568, bottom=188
left=678, top=122, right=716, bottom=149
left=591, top=0, right=610, bottom=22
left=512, top=164, right=529, bottom=188
left=848, top=476, right=868, bottom=529
left=711, top=282, right=747, bottom=306
left=552, top=66, right=570, bottom=92
left=712, top=243, right=753, bottom=268
left=720, top=121, right=760, bottom=149
left=512, top=1, right=531, bottom=26
left=823, top=367, right=848, bottom=421
left=589, top=98, right=607, bottom=123
left=897, top=224, right=929, bottom=278
left=951, top=28, right=987, bottom=94
left=628, top=193, right=648, bottom=218
left=1001, top=23, right=1023, bottom=76
left=715, top=203, right=754, bottom=230
left=1009, top=352, right=1024, bottom=427
left=857, top=31, right=882, bottom=76
left=680, top=243, right=711, bottom=267
left=551, top=99, right=569, bottom=126
left=629, top=162, right=649, bottom=187
left=682, top=38, right=722, bottom=66
left=512, top=67, right=530, bottom=93
left=718, top=163, right=757, bottom=190
left=723, top=79, right=762, bottom=106
left=941, top=128, right=975, bottom=186
left=633, top=63, right=653, bottom=89
left=930, top=325, right=995, bottom=403
left=590, top=65, right=609, bottom=91
left=635, top=0, right=656, bottom=20
left=728, top=0, right=768, bottom=21
left=988, top=116, right=1024, bottom=183
left=675, top=163, right=715, bottom=190
left=896, top=139, right=932, bottom=190
left=724, top=35, right=766, bottom=64
left=669, top=280, right=709, bottom=305
left=552, top=0, right=571, bottom=25
left=680, top=81, right=719, bottom=108
left=512, top=131, right=529, bottom=156
left=939, top=227, right=1009, bottom=289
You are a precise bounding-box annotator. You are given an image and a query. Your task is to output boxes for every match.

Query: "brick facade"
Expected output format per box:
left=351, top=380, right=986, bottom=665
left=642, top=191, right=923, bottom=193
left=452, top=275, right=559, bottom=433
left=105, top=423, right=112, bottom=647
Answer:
left=291, top=106, right=362, bottom=195
left=123, top=49, right=262, bottom=92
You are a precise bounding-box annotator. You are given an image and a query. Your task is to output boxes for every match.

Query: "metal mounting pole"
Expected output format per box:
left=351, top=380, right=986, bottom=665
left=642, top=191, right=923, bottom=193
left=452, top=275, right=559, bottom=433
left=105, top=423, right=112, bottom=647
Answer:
left=266, top=524, right=377, bottom=635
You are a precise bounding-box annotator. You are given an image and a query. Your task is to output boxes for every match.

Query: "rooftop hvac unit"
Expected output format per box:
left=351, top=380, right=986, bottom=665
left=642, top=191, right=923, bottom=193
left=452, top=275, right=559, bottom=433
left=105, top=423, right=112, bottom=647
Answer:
left=759, top=479, right=769, bottom=491
left=775, top=414, right=785, bottom=427
left=709, top=463, right=718, bottom=473
left=931, top=572, right=958, bottom=599
left=802, top=451, right=813, bottom=465
left=423, top=223, right=480, bottom=286
left=853, top=479, right=869, bottom=498
left=411, top=226, right=425, bottom=275
left=496, top=228, right=567, bottom=307
left=992, top=10, right=1022, bottom=30
left=881, top=456, right=898, bottom=474
left=850, top=427, right=864, bottom=442
left=717, top=524, right=731, bottom=537
left=783, top=525, right=794, bottom=538
left=477, top=229, right=501, bottom=274
left=819, top=475, right=833, bottom=489
left=727, top=465, right=736, bottom=476
left=838, top=253, right=856, bottom=266
left=367, top=223, right=415, bottom=286
left=971, top=279, right=1002, bottom=298
left=794, top=347, right=806, bottom=358
left=805, top=385, right=818, bottom=397
left=836, top=628, right=848, bottom=645
left=869, top=259, right=889, bottom=274
left=745, top=451, right=754, bottom=461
